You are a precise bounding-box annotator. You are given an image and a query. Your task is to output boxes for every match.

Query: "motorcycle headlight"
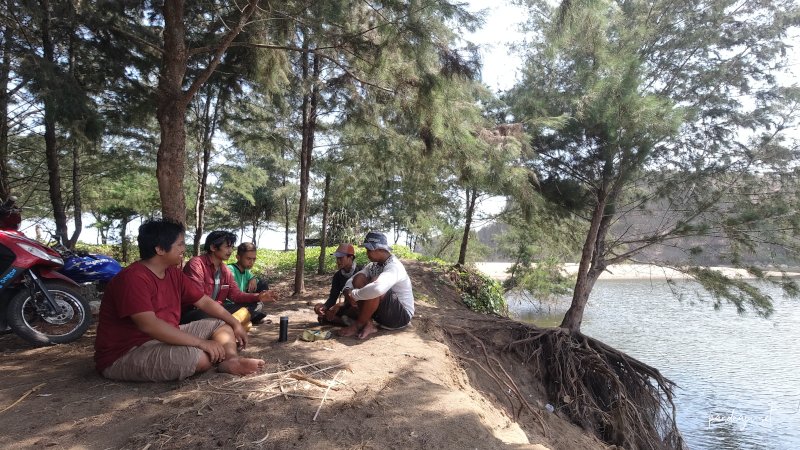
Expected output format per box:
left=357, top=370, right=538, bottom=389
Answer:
left=16, top=243, right=64, bottom=265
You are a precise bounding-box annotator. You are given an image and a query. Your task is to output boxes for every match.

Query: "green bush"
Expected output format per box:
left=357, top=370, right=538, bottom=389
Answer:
left=449, top=266, right=508, bottom=315
left=244, top=244, right=427, bottom=279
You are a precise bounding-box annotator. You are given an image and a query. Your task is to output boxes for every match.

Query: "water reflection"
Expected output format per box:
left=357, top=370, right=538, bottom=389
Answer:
left=508, top=280, right=800, bottom=450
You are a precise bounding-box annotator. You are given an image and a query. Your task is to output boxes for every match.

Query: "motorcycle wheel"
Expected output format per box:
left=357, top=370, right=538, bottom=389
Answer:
left=7, top=280, right=91, bottom=346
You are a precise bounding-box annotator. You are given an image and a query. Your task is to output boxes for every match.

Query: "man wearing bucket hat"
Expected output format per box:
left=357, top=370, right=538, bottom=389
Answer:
left=313, top=243, right=361, bottom=324
left=338, top=231, right=414, bottom=339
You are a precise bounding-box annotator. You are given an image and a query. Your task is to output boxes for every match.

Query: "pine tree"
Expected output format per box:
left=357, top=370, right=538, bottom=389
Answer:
left=501, top=0, right=800, bottom=447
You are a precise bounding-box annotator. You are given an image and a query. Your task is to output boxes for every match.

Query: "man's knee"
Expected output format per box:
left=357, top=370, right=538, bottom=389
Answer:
left=211, top=323, right=234, bottom=338
left=352, top=273, right=368, bottom=289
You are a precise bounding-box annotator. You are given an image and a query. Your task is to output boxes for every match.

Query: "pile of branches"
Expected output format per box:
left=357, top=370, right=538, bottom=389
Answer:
left=445, top=319, right=686, bottom=450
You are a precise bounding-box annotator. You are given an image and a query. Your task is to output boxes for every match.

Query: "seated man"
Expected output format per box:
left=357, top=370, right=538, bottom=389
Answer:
left=313, top=243, right=360, bottom=325
left=94, top=219, right=264, bottom=382
left=228, top=242, right=269, bottom=293
left=338, top=232, right=415, bottom=339
left=181, top=231, right=278, bottom=325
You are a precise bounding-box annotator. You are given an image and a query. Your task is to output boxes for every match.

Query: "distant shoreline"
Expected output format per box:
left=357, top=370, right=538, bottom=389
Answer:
left=474, top=262, right=800, bottom=282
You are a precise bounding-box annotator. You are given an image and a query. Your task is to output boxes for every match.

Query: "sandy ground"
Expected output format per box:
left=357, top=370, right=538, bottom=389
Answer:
left=475, top=262, right=799, bottom=281
left=0, top=261, right=605, bottom=450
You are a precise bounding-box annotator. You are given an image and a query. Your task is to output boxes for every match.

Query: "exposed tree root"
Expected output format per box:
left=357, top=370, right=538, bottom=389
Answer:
left=443, top=324, right=549, bottom=436
left=444, top=319, right=686, bottom=450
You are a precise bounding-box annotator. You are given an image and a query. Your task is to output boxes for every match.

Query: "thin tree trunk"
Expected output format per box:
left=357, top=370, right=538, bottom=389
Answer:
left=0, top=25, right=11, bottom=200
left=293, top=42, right=318, bottom=295
left=279, top=146, right=289, bottom=251
left=317, top=172, right=330, bottom=274
left=560, top=190, right=609, bottom=332
left=120, top=216, right=130, bottom=262
left=40, top=0, right=69, bottom=244
left=193, top=88, right=221, bottom=255
left=457, top=187, right=478, bottom=265
left=67, top=145, right=82, bottom=248
left=283, top=197, right=290, bottom=250
left=66, top=25, right=81, bottom=249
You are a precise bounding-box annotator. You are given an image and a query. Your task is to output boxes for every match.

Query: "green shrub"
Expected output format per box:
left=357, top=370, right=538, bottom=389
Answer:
left=449, top=266, right=508, bottom=315
left=243, top=244, right=428, bottom=279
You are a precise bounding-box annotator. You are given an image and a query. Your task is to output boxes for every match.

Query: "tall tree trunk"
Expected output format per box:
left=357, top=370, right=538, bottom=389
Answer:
left=317, top=172, right=330, bottom=274
left=40, top=0, right=69, bottom=244
left=293, top=43, right=319, bottom=295
left=66, top=26, right=81, bottom=249
left=155, top=0, right=257, bottom=223
left=560, top=190, right=609, bottom=332
left=156, top=0, right=190, bottom=223
left=0, top=25, right=11, bottom=200
left=284, top=197, right=290, bottom=250
left=457, top=187, right=478, bottom=265
left=281, top=148, right=290, bottom=251
left=193, top=88, right=220, bottom=255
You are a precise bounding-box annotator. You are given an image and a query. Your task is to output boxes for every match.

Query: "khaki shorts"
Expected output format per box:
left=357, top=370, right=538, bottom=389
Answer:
left=102, top=319, right=225, bottom=382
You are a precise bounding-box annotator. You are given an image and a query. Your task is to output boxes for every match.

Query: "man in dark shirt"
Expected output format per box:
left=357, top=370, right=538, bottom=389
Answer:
left=313, top=243, right=359, bottom=325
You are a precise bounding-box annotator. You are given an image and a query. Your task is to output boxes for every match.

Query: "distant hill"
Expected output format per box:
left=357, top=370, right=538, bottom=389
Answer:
left=474, top=219, right=796, bottom=268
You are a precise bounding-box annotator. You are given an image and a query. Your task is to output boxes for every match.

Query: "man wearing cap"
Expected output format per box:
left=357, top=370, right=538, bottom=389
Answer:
left=338, top=232, right=414, bottom=339
left=313, top=243, right=361, bottom=324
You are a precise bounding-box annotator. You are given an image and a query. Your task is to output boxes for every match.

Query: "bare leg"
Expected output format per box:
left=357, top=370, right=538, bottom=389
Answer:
left=338, top=297, right=379, bottom=337
left=357, top=321, right=379, bottom=339
left=209, top=324, right=265, bottom=376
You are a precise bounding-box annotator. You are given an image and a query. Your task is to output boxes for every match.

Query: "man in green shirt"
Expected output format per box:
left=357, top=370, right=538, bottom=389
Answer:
left=228, top=242, right=259, bottom=293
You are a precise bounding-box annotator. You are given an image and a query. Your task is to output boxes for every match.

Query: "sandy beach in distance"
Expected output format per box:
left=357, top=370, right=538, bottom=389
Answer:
left=474, top=262, right=800, bottom=281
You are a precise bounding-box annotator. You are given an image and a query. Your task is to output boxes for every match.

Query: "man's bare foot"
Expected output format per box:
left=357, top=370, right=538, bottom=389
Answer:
left=337, top=323, right=361, bottom=337
left=218, top=357, right=265, bottom=376
left=357, top=322, right=379, bottom=339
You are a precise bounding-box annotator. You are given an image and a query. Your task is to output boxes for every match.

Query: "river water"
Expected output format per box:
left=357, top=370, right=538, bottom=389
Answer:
left=508, top=279, right=800, bottom=450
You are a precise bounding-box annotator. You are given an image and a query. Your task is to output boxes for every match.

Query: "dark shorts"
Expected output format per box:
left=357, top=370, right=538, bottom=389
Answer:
left=372, top=289, right=412, bottom=329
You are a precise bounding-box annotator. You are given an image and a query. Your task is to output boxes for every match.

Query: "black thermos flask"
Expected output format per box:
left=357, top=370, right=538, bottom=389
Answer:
left=279, top=316, right=288, bottom=342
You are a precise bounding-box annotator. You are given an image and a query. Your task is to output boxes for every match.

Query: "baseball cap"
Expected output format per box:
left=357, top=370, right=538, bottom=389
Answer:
left=362, top=231, right=391, bottom=252
left=331, top=243, right=355, bottom=257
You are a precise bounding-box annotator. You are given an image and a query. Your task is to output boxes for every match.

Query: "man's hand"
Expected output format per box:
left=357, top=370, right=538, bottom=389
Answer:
left=198, top=340, right=226, bottom=364
left=246, top=277, right=258, bottom=293
left=343, top=288, right=357, bottom=307
left=258, top=290, right=278, bottom=303
left=325, top=304, right=343, bottom=322
left=232, top=321, right=248, bottom=349
left=313, top=303, right=325, bottom=317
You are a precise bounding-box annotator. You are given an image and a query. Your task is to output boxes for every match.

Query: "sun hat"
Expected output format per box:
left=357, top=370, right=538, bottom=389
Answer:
left=331, top=243, right=355, bottom=258
left=362, top=231, right=391, bottom=252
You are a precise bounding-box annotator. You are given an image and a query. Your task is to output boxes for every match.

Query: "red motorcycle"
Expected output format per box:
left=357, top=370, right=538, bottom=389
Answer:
left=0, top=197, right=91, bottom=345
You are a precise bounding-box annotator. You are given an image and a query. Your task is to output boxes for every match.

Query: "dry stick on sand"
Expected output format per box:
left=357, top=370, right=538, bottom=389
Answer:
left=222, top=359, right=357, bottom=386
left=312, top=370, right=343, bottom=422
left=290, top=373, right=338, bottom=389
left=0, top=382, right=46, bottom=414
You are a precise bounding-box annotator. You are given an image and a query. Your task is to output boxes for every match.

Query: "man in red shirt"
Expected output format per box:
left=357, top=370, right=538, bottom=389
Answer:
left=94, top=220, right=264, bottom=382
left=180, top=231, right=278, bottom=325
